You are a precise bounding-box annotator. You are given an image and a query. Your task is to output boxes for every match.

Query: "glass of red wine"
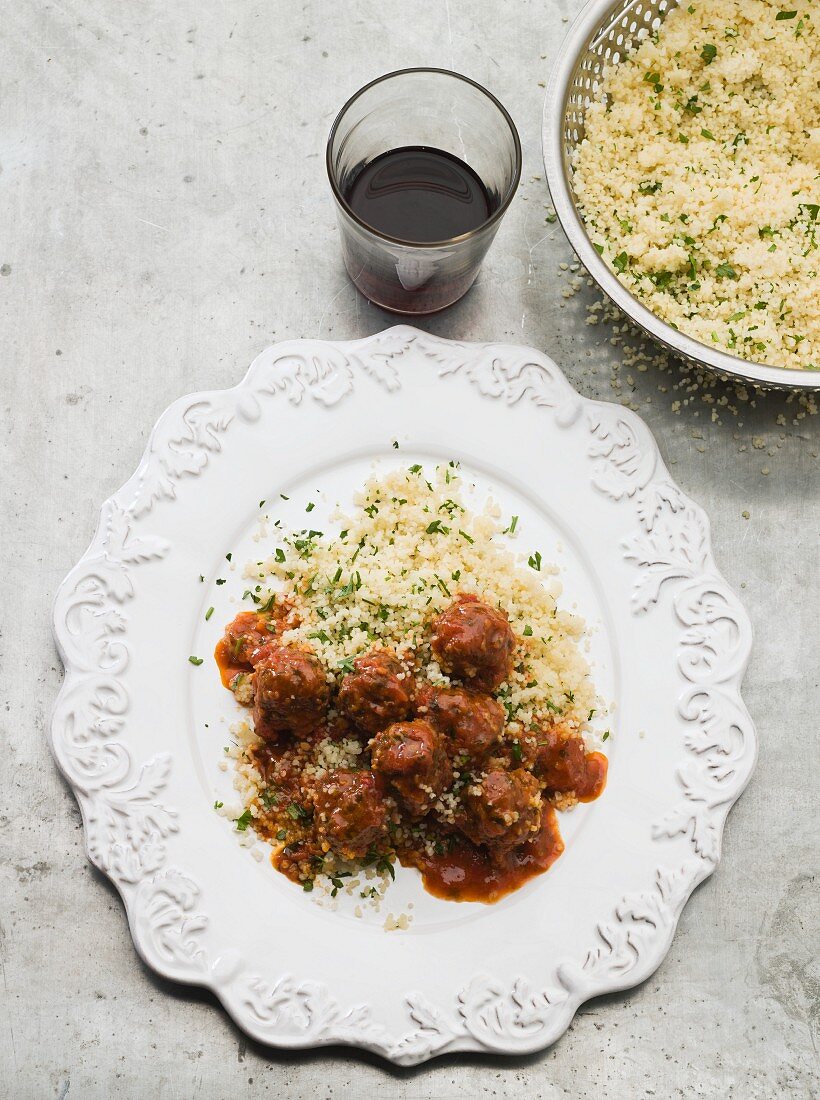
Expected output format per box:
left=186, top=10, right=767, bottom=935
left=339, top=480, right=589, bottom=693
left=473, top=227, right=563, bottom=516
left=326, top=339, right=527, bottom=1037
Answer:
left=326, top=68, right=521, bottom=314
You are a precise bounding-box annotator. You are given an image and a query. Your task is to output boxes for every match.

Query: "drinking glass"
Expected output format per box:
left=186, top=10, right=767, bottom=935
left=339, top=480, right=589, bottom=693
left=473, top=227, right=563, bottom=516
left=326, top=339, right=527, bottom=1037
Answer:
left=326, top=68, right=522, bottom=314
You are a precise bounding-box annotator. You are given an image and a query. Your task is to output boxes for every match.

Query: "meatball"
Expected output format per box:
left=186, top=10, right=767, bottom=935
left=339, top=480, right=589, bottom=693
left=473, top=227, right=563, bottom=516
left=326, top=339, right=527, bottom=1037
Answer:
left=532, top=726, right=585, bottom=790
left=338, top=650, right=414, bottom=734
left=252, top=645, right=330, bottom=739
left=221, top=611, right=274, bottom=666
left=313, top=769, right=388, bottom=859
left=488, top=732, right=538, bottom=772
left=370, top=720, right=451, bottom=819
left=430, top=595, right=514, bottom=691
left=456, top=768, right=541, bottom=850
left=420, top=685, right=504, bottom=759
left=532, top=726, right=603, bottom=800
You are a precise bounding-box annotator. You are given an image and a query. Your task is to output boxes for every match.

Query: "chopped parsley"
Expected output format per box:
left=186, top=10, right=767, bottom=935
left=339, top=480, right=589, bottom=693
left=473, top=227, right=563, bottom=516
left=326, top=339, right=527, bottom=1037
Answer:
left=527, top=551, right=542, bottom=572
left=188, top=655, right=204, bottom=666
left=715, top=263, right=738, bottom=280
left=205, top=606, right=214, bottom=621
left=287, top=802, right=311, bottom=822
left=700, top=43, right=717, bottom=63
left=260, top=788, right=279, bottom=809
left=376, top=856, right=396, bottom=881
left=329, top=871, right=352, bottom=897
left=234, top=809, right=253, bottom=831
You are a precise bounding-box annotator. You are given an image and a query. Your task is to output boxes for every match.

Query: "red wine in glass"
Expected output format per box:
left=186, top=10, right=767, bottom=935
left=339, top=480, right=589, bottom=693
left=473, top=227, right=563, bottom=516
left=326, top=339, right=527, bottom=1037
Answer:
left=345, top=146, right=494, bottom=244
left=340, top=146, right=497, bottom=313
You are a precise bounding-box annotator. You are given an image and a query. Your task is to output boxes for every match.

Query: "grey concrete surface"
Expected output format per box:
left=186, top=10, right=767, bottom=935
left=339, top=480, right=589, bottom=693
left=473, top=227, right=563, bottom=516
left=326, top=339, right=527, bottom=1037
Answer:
left=1, top=1, right=818, bottom=1098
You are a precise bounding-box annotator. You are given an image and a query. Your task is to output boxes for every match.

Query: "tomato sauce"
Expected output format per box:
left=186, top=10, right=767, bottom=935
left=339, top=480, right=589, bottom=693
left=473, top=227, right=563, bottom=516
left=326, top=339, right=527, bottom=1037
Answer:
left=214, top=607, right=293, bottom=688
left=399, top=807, right=565, bottom=903
left=577, top=751, right=608, bottom=802
left=214, top=635, right=251, bottom=688
left=214, top=604, right=609, bottom=904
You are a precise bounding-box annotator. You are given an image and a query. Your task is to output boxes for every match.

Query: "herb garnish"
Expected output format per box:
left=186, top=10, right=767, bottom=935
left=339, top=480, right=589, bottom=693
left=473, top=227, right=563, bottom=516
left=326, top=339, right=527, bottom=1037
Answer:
left=716, top=263, right=738, bottom=280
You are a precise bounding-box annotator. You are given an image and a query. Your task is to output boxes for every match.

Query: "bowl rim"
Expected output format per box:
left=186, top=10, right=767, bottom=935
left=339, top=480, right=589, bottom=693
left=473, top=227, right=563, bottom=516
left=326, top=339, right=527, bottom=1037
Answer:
left=542, top=0, right=820, bottom=392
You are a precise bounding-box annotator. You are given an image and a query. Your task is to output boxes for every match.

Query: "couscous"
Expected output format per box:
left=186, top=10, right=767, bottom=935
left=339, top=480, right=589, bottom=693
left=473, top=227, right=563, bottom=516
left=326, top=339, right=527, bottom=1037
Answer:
left=572, top=0, right=818, bottom=370
left=213, top=464, right=607, bottom=903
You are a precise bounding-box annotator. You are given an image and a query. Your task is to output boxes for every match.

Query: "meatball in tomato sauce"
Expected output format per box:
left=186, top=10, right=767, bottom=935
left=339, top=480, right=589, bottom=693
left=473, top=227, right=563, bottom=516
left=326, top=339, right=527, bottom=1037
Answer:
left=532, top=725, right=607, bottom=801
left=456, top=768, right=541, bottom=851
left=220, top=611, right=274, bottom=667
left=252, top=645, right=330, bottom=740
left=313, top=769, right=388, bottom=859
left=338, top=649, right=414, bottom=734
left=431, top=595, right=514, bottom=692
left=370, top=719, right=451, bottom=819
left=419, top=685, right=504, bottom=760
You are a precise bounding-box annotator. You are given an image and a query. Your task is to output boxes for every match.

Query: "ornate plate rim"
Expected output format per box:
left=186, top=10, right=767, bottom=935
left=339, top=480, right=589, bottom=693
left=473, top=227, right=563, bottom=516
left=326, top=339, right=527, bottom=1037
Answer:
left=50, top=325, right=757, bottom=1064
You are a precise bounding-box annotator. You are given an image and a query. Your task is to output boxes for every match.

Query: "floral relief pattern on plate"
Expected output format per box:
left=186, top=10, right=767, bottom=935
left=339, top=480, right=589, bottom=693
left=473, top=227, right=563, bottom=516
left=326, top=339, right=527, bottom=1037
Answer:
left=51, top=326, right=755, bottom=1063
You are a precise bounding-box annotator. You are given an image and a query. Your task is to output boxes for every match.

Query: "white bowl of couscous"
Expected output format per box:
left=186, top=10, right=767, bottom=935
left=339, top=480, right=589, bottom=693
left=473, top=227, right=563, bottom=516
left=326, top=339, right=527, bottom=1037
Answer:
left=544, top=0, right=819, bottom=389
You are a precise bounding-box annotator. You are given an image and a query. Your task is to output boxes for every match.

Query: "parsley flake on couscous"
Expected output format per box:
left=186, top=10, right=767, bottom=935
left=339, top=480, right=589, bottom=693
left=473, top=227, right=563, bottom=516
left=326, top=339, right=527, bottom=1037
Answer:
left=573, top=0, right=819, bottom=370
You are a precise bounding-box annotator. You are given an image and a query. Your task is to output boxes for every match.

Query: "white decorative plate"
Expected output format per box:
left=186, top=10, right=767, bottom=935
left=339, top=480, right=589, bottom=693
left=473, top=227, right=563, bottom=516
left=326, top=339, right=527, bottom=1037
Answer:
left=51, top=327, right=756, bottom=1064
